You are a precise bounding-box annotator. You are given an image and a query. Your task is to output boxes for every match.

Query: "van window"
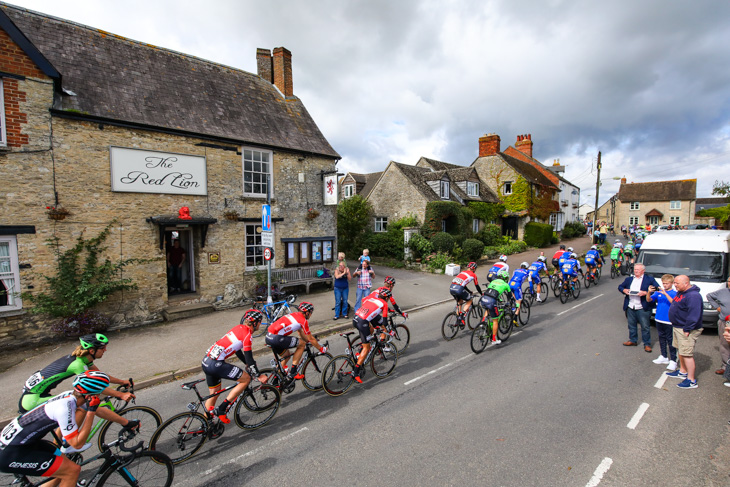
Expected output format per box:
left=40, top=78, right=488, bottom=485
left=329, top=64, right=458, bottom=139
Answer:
left=639, top=250, right=726, bottom=282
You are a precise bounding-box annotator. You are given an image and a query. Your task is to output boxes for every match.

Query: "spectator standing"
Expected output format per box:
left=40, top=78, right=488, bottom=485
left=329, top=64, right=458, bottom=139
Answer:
left=333, top=261, right=351, bottom=320
left=618, top=263, right=660, bottom=352
left=359, top=249, right=371, bottom=264
left=353, top=260, right=375, bottom=311
left=707, top=277, right=730, bottom=377
left=599, top=221, right=608, bottom=244
left=646, top=274, right=678, bottom=370
left=167, top=239, right=186, bottom=293
left=666, top=275, right=704, bottom=388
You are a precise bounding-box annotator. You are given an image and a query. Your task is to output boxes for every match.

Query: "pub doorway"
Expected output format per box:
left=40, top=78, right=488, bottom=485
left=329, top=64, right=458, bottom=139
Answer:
left=165, top=229, right=196, bottom=295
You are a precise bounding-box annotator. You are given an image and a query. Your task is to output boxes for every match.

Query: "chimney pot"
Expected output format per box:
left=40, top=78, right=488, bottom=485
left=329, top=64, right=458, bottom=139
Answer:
left=479, top=134, right=501, bottom=157
left=515, top=132, right=534, bottom=158
left=621, top=177, right=627, bottom=184
left=272, top=47, right=293, bottom=97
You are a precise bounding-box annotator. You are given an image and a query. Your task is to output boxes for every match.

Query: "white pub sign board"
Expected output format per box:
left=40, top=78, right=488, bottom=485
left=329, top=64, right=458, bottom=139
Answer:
left=110, top=147, right=208, bottom=195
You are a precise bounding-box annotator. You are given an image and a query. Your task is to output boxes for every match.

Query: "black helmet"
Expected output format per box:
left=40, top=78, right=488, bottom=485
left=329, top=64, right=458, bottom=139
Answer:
left=560, top=245, right=566, bottom=250
left=79, top=333, right=109, bottom=350
left=241, top=309, right=264, bottom=324
left=467, top=262, right=477, bottom=271
left=378, top=288, right=392, bottom=300
left=384, top=276, right=396, bottom=286
left=298, top=302, right=315, bottom=314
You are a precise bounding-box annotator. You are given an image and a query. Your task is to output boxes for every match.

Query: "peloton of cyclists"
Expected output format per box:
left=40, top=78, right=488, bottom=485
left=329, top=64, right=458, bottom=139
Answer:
left=527, top=255, right=548, bottom=302
left=486, top=255, right=510, bottom=282
left=202, top=309, right=269, bottom=424
left=352, top=287, right=392, bottom=383
left=449, top=262, right=483, bottom=328
left=478, top=269, right=514, bottom=345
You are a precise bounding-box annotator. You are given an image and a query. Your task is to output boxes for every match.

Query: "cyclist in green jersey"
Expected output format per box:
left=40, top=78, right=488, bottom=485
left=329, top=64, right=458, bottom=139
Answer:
left=624, top=241, right=635, bottom=264
left=478, top=270, right=514, bottom=344
left=610, top=244, right=624, bottom=270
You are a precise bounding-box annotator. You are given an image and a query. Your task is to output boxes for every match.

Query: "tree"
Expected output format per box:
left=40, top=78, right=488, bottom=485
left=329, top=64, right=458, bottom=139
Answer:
left=713, top=180, right=730, bottom=199
left=337, top=195, right=373, bottom=255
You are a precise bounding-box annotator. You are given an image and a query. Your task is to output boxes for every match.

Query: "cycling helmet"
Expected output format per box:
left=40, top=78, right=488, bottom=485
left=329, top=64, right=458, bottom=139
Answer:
left=378, top=288, right=392, bottom=300
left=613, top=242, right=621, bottom=248
left=241, top=309, right=264, bottom=324
left=467, top=262, right=477, bottom=271
left=298, top=302, right=315, bottom=314
left=537, top=256, right=547, bottom=263
left=497, top=270, right=510, bottom=280
left=559, top=245, right=566, bottom=250
left=571, top=253, right=577, bottom=259
left=73, top=371, right=110, bottom=396
left=591, top=245, right=598, bottom=250
left=615, top=239, right=621, bottom=243
left=79, top=333, right=109, bottom=350
left=567, top=247, right=574, bottom=252
left=499, top=255, right=508, bottom=262
left=520, top=262, right=528, bottom=269
left=384, top=276, right=396, bottom=286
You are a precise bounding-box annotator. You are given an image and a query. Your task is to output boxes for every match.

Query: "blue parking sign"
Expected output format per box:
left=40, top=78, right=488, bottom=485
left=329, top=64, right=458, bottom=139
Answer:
left=262, top=204, right=271, bottom=232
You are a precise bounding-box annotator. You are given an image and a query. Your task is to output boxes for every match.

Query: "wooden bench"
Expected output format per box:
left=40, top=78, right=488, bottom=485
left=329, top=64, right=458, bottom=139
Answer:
left=271, top=266, right=333, bottom=294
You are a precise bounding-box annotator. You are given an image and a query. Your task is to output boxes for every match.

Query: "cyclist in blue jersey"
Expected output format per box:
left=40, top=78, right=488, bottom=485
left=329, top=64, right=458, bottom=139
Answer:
left=561, top=252, right=583, bottom=293
left=486, top=255, right=509, bottom=282
left=558, top=247, right=573, bottom=269
left=509, top=263, right=531, bottom=310
left=585, top=245, right=601, bottom=281
left=527, top=255, right=548, bottom=302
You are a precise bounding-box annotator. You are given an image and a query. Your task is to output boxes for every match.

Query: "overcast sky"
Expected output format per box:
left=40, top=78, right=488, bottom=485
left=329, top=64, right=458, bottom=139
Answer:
left=7, top=0, right=730, bottom=206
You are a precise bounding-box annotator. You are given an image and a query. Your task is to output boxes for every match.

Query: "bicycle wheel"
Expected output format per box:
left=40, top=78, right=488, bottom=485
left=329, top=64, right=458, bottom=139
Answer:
left=371, top=343, right=398, bottom=378
left=470, top=323, right=490, bottom=354
left=559, top=284, right=570, bottom=304
left=521, top=282, right=534, bottom=306
left=322, top=354, right=356, bottom=396
left=97, top=450, right=174, bottom=487
left=537, top=280, right=548, bottom=303
left=441, top=312, right=459, bottom=341
left=552, top=278, right=562, bottom=297
left=149, top=412, right=208, bottom=465
left=518, top=300, right=530, bottom=326
left=234, top=384, right=281, bottom=430
left=301, top=352, right=333, bottom=391
left=467, top=305, right=483, bottom=330
left=610, top=265, right=617, bottom=279
left=97, top=405, right=162, bottom=452
left=390, top=324, right=411, bottom=354
left=583, top=273, right=591, bottom=288
left=572, top=280, right=581, bottom=299
left=497, top=312, right=513, bottom=341
left=258, top=368, right=293, bottom=394
left=253, top=321, right=269, bottom=338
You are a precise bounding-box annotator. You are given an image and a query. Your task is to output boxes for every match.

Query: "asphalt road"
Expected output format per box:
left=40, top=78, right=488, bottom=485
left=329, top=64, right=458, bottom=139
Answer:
left=57, top=276, right=729, bottom=486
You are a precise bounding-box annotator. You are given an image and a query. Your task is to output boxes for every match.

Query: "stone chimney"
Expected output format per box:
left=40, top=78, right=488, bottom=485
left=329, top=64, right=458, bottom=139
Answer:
left=515, top=133, right=533, bottom=158
left=479, top=134, right=501, bottom=157
left=273, top=47, right=293, bottom=97
left=256, top=48, right=273, bottom=83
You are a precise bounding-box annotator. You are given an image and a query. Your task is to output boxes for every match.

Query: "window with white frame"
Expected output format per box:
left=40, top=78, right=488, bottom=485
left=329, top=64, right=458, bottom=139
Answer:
left=242, top=148, right=272, bottom=197
left=0, top=236, right=22, bottom=311
left=649, top=216, right=659, bottom=225
left=670, top=200, right=681, bottom=210
left=375, top=217, right=388, bottom=233
left=245, top=224, right=266, bottom=269
left=549, top=213, right=557, bottom=227
left=472, top=218, right=479, bottom=233
left=467, top=181, right=479, bottom=197
left=440, top=180, right=450, bottom=199
left=629, top=216, right=639, bottom=225
left=343, top=184, right=354, bottom=198
left=630, top=202, right=640, bottom=210
left=503, top=181, right=513, bottom=195
left=0, top=79, right=6, bottom=147
left=670, top=216, right=680, bottom=225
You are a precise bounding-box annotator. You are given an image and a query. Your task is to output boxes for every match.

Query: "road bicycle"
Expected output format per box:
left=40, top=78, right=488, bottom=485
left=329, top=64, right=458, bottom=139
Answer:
left=349, top=309, right=410, bottom=355
left=441, top=294, right=482, bottom=341
left=1, top=426, right=173, bottom=487
left=260, top=339, right=332, bottom=394
left=320, top=329, right=398, bottom=397
left=559, top=277, right=581, bottom=304
left=609, top=259, right=622, bottom=279
left=522, top=276, right=548, bottom=304
left=470, top=301, right=518, bottom=354
left=549, top=272, right=563, bottom=298
left=584, top=266, right=600, bottom=288
left=250, top=299, right=293, bottom=338
left=148, top=377, right=281, bottom=465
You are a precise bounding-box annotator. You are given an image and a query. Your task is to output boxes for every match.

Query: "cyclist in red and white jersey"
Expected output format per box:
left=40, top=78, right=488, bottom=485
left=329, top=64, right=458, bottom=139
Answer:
left=449, top=262, right=483, bottom=327
left=352, top=288, right=391, bottom=383
left=202, top=309, right=268, bottom=424
left=369, top=276, right=408, bottom=319
left=551, top=245, right=567, bottom=274
left=265, top=302, right=326, bottom=384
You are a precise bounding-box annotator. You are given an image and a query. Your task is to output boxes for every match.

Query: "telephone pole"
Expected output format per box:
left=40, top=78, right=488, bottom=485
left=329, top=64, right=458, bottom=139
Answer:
left=591, top=151, right=602, bottom=244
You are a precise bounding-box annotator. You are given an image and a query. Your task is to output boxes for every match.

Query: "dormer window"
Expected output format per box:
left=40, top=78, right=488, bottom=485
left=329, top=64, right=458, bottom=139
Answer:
left=344, top=184, right=354, bottom=198
left=467, top=181, right=479, bottom=196
left=440, top=180, right=450, bottom=199
left=503, top=181, right=513, bottom=195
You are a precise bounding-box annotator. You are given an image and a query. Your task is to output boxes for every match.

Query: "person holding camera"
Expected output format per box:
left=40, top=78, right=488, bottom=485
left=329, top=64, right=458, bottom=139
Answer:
left=618, top=263, right=660, bottom=352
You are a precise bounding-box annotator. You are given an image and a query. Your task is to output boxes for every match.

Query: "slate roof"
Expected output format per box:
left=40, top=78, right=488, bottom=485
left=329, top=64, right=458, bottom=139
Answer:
left=387, top=162, right=498, bottom=204
left=346, top=173, right=369, bottom=184
left=358, top=172, right=383, bottom=199
left=417, top=157, right=462, bottom=171
left=617, top=179, right=696, bottom=202
left=696, top=197, right=728, bottom=205
left=0, top=4, right=339, bottom=158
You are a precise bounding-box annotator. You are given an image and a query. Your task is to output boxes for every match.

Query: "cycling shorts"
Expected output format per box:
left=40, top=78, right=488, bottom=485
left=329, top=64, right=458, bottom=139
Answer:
left=265, top=334, right=299, bottom=355
left=486, top=271, right=498, bottom=282
left=449, top=284, right=470, bottom=302
left=562, top=271, right=578, bottom=278
left=510, top=284, right=523, bottom=301
left=354, top=316, right=382, bottom=343
left=528, top=272, right=541, bottom=283
left=624, top=249, right=634, bottom=256
left=551, top=259, right=559, bottom=268
left=479, top=295, right=500, bottom=318
left=0, top=441, right=63, bottom=477
left=18, top=392, right=52, bottom=414
left=585, top=258, right=595, bottom=266
left=201, top=356, right=244, bottom=388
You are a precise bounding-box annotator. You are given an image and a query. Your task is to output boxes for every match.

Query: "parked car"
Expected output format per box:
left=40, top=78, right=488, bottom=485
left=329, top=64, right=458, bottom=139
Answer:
left=686, top=223, right=709, bottom=230
left=655, top=225, right=669, bottom=232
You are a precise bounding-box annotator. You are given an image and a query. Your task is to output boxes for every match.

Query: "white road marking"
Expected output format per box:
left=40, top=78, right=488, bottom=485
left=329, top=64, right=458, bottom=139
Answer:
left=197, top=427, right=309, bottom=478
left=404, top=354, right=471, bottom=385
left=654, top=371, right=669, bottom=389
left=585, top=457, right=613, bottom=487
left=627, top=402, right=650, bottom=430
left=556, top=294, right=604, bottom=316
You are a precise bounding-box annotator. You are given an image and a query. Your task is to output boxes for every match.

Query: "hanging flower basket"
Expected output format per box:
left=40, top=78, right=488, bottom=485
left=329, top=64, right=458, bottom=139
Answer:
left=306, top=208, right=320, bottom=220
left=46, top=206, right=71, bottom=221
left=223, top=210, right=239, bottom=221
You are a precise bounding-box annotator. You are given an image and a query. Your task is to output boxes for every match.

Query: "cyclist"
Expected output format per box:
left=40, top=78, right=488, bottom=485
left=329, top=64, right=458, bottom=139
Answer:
left=352, top=287, right=391, bottom=383
left=508, top=262, right=530, bottom=311
left=202, top=309, right=269, bottom=424
left=624, top=239, right=636, bottom=265
left=369, top=276, right=408, bottom=320
left=265, top=302, right=326, bottom=385
left=0, top=371, right=128, bottom=486
left=486, top=255, right=509, bottom=282
left=478, top=269, right=514, bottom=345
left=551, top=245, right=567, bottom=276
left=558, top=247, right=574, bottom=270
left=561, top=252, right=583, bottom=293
left=449, top=262, right=483, bottom=328
left=610, top=242, right=624, bottom=273
left=527, top=255, right=548, bottom=302
left=585, top=245, right=601, bottom=281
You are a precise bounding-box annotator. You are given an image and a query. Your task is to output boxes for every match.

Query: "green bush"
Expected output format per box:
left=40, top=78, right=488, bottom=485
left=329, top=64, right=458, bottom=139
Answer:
left=524, top=222, right=553, bottom=248
left=462, top=238, right=485, bottom=261
left=477, top=224, right=502, bottom=246
left=431, top=232, right=455, bottom=253
left=366, top=229, right=404, bottom=260
left=561, top=221, right=587, bottom=239
left=425, top=252, right=451, bottom=273
left=408, top=233, right=432, bottom=259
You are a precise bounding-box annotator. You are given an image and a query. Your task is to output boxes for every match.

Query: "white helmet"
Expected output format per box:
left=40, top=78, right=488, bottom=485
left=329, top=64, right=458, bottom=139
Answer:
left=499, top=255, right=508, bottom=262
left=571, top=253, right=577, bottom=259
left=614, top=242, right=621, bottom=247
left=567, top=247, right=574, bottom=252
left=591, top=245, right=598, bottom=250
left=520, top=262, right=528, bottom=269
left=614, top=239, right=620, bottom=243
left=537, top=256, right=547, bottom=263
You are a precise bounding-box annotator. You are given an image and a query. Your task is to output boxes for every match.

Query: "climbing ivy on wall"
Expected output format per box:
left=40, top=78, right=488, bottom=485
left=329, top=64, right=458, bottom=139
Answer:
left=502, top=177, right=530, bottom=213
left=422, top=201, right=465, bottom=238
left=467, top=201, right=505, bottom=224
left=529, top=186, right=559, bottom=221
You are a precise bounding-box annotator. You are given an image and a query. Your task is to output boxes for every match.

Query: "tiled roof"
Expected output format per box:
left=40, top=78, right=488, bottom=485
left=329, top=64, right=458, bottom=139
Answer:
left=696, top=197, right=728, bottom=205
left=390, top=162, right=498, bottom=203
left=1, top=4, right=340, bottom=158
left=617, top=179, right=696, bottom=202
left=358, top=172, right=383, bottom=199
left=417, top=157, right=462, bottom=171
left=347, top=173, right=369, bottom=184
left=472, top=153, right=558, bottom=189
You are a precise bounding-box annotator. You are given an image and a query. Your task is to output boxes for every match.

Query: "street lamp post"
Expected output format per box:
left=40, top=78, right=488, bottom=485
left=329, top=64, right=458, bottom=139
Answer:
left=591, top=152, right=602, bottom=244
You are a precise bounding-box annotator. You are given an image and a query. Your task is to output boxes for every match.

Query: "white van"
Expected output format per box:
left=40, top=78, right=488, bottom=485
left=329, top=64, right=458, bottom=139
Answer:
left=637, top=230, right=730, bottom=326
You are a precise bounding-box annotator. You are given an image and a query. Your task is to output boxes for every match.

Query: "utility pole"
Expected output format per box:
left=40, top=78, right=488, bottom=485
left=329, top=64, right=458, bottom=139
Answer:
left=267, top=174, right=272, bottom=303
left=592, top=151, right=602, bottom=244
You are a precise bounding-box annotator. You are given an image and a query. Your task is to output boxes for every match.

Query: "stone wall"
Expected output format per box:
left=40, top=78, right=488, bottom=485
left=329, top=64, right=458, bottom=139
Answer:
left=614, top=199, right=696, bottom=228
left=367, top=164, right=429, bottom=227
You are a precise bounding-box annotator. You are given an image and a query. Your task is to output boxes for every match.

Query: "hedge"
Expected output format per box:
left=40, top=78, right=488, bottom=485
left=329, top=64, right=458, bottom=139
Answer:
left=524, top=222, right=553, bottom=248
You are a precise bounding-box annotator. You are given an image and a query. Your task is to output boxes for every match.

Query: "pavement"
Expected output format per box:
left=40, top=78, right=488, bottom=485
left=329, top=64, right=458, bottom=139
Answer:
left=0, top=235, right=594, bottom=424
